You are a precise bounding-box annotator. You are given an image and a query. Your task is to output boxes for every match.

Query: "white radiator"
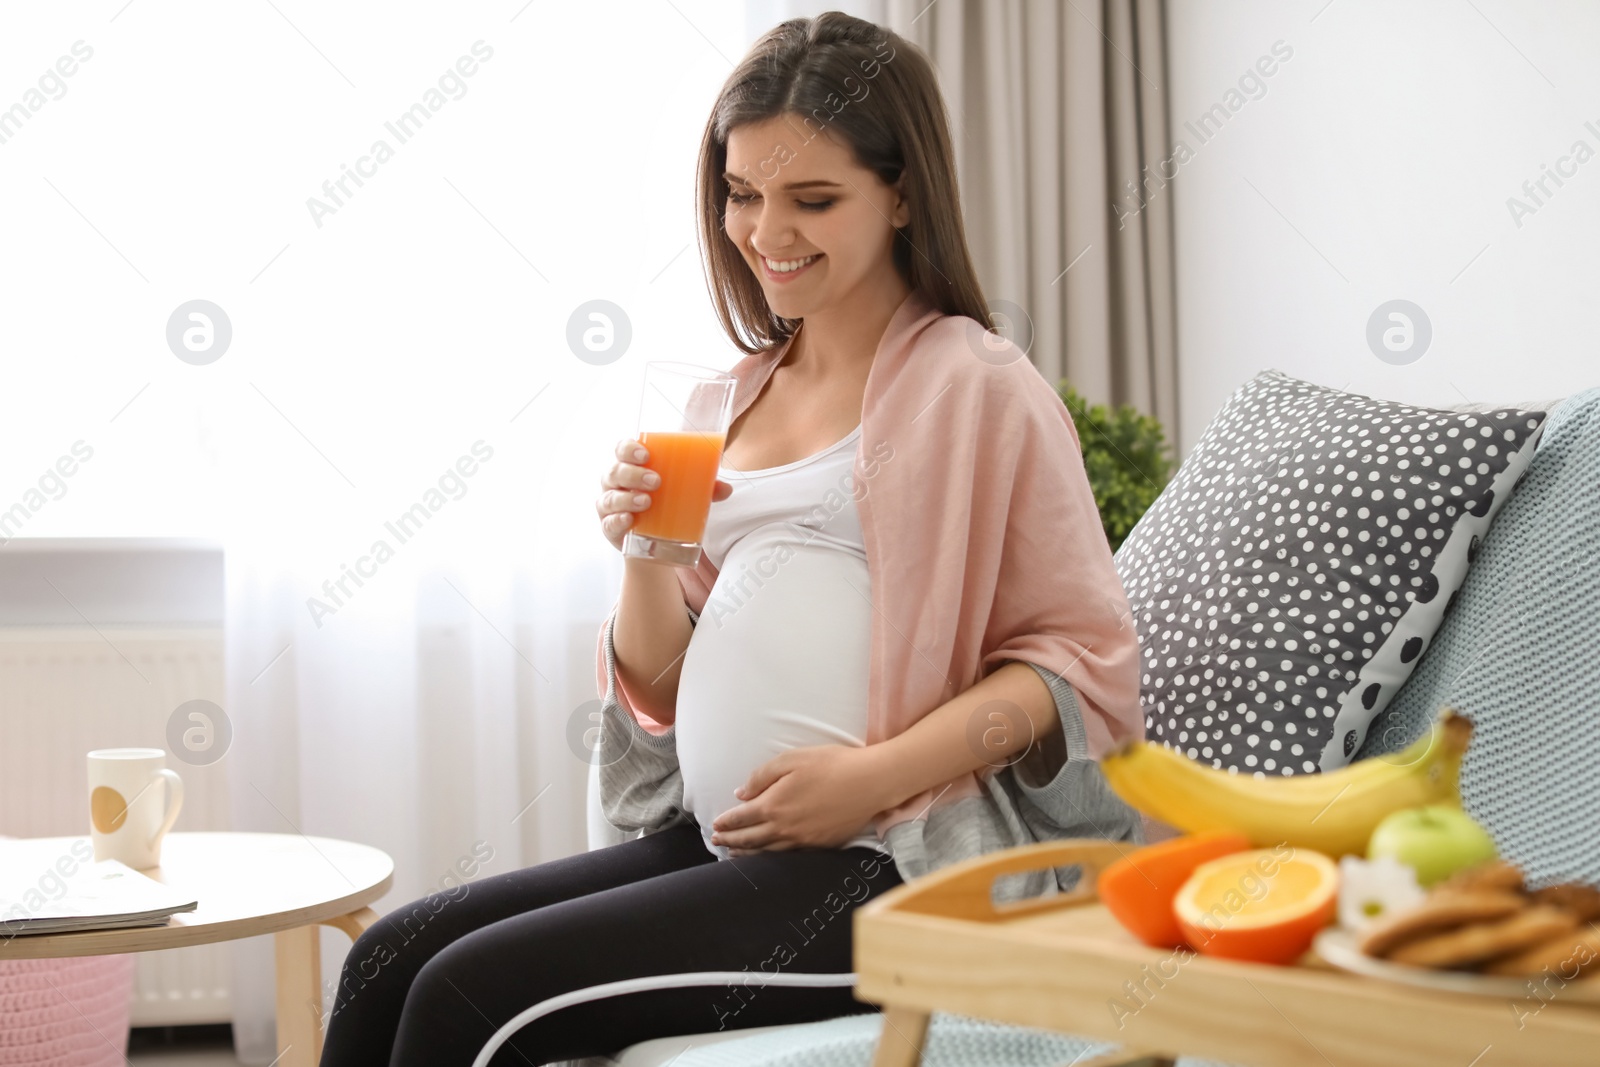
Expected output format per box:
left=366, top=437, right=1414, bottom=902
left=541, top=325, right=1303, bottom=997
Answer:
left=0, top=540, right=235, bottom=1027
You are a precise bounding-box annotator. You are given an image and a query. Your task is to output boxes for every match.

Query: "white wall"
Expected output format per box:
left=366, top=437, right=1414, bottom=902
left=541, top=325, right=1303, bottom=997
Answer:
left=1167, top=0, right=1600, bottom=455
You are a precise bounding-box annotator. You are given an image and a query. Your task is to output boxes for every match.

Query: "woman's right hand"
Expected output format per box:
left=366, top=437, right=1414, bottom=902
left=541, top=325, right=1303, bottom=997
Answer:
left=598, top=437, right=733, bottom=553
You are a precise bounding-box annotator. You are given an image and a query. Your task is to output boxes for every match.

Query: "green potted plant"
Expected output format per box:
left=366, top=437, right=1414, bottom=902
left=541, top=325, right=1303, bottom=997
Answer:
left=1056, top=382, right=1176, bottom=552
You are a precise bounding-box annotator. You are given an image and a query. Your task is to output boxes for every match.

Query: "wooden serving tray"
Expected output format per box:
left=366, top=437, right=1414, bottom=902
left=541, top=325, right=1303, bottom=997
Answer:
left=853, top=839, right=1600, bottom=1067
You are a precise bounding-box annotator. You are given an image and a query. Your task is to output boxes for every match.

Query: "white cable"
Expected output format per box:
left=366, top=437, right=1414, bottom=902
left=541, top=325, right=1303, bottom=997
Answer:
left=470, top=969, right=859, bottom=1067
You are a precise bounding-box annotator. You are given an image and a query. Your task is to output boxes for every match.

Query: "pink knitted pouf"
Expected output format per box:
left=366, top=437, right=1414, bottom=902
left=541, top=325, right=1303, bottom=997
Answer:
left=0, top=956, right=136, bottom=1066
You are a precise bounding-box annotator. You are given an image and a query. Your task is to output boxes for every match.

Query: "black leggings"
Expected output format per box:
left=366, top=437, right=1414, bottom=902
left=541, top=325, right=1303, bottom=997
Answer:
left=317, top=822, right=904, bottom=1066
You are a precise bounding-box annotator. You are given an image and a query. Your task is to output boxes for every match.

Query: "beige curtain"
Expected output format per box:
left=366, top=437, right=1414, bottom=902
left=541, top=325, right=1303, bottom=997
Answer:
left=885, top=0, right=1179, bottom=438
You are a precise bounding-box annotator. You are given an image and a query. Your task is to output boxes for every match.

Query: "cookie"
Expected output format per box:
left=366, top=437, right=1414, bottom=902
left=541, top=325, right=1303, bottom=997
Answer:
left=1387, top=905, right=1578, bottom=970
left=1436, top=860, right=1525, bottom=896
left=1530, top=883, right=1600, bottom=923
left=1358, top=890, right=1527, bottom=959
left=1481, top=925, right=1600, bottom=977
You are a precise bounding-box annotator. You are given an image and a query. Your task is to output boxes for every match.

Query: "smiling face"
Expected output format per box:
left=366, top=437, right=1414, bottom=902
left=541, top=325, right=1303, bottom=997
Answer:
left=722, top=115, right=910, bottom=321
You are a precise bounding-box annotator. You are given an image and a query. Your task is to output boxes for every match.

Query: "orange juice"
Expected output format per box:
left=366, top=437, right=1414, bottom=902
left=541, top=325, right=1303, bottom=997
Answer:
left=633, top=430, right=725, bottom=543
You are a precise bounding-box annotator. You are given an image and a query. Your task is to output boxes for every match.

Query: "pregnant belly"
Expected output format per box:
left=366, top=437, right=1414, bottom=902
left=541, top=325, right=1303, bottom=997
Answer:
left=675, top=537, right=875, bottom=854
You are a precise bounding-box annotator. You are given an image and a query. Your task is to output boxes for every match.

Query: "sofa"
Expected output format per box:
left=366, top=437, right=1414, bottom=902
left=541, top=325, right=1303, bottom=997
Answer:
left=563, top=382, right=1598, bottom=1067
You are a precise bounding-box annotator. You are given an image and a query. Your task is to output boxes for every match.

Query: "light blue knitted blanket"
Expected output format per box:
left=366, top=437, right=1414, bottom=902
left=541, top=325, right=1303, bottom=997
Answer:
left=662, top=1010, right=1235, bottom=1067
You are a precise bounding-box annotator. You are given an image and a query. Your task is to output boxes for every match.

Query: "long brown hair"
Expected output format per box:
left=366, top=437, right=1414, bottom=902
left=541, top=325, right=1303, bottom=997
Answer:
left=696, top=11, right=991, bottom=354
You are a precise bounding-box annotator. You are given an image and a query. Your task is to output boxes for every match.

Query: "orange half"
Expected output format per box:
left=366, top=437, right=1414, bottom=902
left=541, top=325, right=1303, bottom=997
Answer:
left=1097, top=832, right=1253, bottom=949
left=1173, top=848, right=1338, bottom=965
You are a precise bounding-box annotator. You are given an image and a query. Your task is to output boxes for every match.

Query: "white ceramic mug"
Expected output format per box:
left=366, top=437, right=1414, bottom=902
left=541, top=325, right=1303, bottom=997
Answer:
left=87, top=748, right=184, bottom=869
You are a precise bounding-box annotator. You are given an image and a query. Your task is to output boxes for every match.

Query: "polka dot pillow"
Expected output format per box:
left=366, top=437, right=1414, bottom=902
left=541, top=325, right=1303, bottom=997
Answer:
left=1113, top=370, right=1547, bottom=775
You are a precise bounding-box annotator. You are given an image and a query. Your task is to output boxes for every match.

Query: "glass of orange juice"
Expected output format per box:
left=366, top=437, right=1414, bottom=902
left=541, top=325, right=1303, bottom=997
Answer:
left=622, top=361, right=737, bottom=567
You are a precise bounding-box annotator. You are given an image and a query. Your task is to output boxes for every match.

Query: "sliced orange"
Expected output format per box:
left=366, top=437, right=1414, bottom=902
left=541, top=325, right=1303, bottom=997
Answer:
left=1097, top=831, right=1253, bottom=949
left=1173, top=847, right=1339, bottom=965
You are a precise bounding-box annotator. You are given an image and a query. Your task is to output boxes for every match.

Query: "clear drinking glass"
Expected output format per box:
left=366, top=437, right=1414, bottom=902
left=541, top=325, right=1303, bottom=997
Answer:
left=622, top=361, right=737, bottom=567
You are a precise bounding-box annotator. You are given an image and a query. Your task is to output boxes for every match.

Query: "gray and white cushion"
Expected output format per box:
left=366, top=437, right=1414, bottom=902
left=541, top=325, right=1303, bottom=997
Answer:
left=1114, top=370, right=1546, bottom=774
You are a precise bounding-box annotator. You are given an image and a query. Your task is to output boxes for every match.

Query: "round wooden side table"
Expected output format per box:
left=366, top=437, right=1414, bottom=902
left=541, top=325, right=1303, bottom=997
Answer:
left=1, top=831, right=394, bottom=1066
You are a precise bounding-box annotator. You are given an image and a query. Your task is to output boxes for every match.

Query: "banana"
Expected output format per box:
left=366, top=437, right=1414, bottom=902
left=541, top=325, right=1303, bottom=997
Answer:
left=1100, top=707, right=1473, bottom=857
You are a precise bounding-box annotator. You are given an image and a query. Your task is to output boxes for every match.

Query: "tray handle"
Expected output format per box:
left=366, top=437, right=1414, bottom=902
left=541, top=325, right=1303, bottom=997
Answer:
left=889, top=838, right=1126, bottom=922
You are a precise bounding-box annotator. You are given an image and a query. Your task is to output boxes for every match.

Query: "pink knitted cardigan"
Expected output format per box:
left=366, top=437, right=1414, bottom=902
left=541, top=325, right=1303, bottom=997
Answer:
left=598, top=288, right=1143, bottom=840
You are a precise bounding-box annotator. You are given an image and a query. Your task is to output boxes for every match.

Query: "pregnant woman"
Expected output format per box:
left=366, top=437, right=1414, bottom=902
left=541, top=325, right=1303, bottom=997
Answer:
left=318, top=12, right=1141, bottom=1066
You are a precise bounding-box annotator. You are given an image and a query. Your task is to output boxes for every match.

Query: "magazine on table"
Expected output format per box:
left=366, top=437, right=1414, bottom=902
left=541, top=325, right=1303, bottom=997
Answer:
left=1, top=857, right=198, bottom=936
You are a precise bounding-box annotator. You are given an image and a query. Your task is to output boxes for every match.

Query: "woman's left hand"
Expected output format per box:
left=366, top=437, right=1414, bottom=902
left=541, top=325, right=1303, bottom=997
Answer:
left=711, top=744, right=891, bottom=855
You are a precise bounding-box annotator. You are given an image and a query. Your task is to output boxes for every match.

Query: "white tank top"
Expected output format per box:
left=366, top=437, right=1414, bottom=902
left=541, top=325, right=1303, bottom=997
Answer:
left=675, top=423, right=881, bottom=859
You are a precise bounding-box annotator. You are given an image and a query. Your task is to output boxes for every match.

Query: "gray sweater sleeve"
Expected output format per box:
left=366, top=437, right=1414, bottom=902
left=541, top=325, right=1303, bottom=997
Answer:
left=882, top=660, right=1141, bottom=902
left=1006, top=660, right=1142, bottom=849
left=594, top=605, right=697, bottom=837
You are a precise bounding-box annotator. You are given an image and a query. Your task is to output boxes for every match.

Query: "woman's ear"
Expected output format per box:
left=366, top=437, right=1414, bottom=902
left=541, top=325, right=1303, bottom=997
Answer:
left=890, top=173, right=911, bottom=229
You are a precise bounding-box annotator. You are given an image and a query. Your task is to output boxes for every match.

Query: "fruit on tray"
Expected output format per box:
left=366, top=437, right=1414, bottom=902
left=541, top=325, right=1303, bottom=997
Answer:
left=1172, top=847, right=1339, bottom=965
left=1098, top=707, right=1472, bottom=858
left=1356, top=859, right=1600, bottom=978
left=1367, top=805, right=1499, bottom=887
left=1097, top=831, right=1253, bottom=949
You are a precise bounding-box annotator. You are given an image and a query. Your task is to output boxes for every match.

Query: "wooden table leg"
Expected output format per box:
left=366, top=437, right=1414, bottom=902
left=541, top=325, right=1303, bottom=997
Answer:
left=273, top=909, right=379, bottom=1067
left=275, top=925, right=322, bottom=1067
left=871, top=1005, right=932, bottom=1067
left=1058, top=1053, right=1177, bottom=1067
left=868, top=1009, right=1174, bottom=1067
left=322, top=906, right=379, bottom=941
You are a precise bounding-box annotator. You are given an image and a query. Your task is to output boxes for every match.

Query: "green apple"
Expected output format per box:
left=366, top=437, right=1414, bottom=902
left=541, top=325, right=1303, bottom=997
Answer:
left=1366, top=805, right=1499, bottom=888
